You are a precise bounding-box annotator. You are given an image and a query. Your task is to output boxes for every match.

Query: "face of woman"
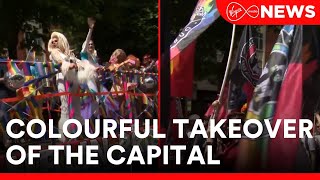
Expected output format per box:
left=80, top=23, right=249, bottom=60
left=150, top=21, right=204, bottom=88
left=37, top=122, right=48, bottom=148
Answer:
left=109, top=55, right=116, bottom=64
left=88, top=40, right=95, bottom=53
left=51, top=37, right=58, bottom=48
left=143, top=57, right=151, bottom=65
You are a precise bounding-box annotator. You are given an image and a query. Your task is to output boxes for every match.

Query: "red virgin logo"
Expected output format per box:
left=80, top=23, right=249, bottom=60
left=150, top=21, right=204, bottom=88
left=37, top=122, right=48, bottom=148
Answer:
left=226, top=2, right=259, bottom=22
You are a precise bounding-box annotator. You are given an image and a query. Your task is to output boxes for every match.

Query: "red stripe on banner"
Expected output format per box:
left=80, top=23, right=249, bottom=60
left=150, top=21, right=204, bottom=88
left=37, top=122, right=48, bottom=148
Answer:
left=170, top=41, right=196, bottom=97
left=0, top=91, right=157, bottom=103
left=0, top=173, right=320, bottom=179
left=269, top=63, right=303, bottom=171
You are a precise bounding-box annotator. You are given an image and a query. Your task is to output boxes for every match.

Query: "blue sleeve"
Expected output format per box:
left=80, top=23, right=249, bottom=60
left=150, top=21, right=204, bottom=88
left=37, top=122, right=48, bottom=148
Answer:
left=80, top=51, right=88, bottom=60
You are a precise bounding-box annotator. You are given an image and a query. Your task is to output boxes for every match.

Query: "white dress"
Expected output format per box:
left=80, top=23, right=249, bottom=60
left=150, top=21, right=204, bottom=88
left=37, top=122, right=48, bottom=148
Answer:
left=50, top=49, right=96, bottom=142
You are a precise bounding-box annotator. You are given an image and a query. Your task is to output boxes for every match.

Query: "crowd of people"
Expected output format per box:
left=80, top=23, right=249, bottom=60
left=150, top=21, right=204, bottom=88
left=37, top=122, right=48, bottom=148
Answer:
left=0, top=18, right=158, bottom=150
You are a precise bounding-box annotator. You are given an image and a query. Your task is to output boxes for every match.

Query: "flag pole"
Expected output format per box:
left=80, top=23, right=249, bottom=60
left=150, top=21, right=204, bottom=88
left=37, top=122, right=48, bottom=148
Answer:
left=205, top=24, right=236, bottom=147
left=215, top=24, right=236, bottom=108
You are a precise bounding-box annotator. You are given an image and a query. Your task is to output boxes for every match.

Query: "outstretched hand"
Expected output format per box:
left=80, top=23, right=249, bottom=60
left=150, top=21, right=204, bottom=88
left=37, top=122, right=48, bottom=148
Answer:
left=88, top=17, right=96, bottom=29
left=212, top=100, right=221, bottom=109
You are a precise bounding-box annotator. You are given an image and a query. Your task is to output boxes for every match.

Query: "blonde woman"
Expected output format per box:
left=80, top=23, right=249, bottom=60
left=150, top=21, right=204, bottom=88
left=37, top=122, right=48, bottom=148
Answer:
left=48, top=31, right=97, bottom=142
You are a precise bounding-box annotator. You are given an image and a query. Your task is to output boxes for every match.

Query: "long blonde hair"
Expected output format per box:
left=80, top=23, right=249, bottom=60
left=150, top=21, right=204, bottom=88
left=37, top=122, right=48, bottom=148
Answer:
left=48, top=32, right=71, bottom=56
left=110, top=49, right=126, bottom=64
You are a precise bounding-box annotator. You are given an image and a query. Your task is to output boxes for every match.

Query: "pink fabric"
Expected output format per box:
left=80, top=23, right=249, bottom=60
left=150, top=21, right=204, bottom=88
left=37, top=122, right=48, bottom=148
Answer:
left=127, top=59, right=136, bottom=65
left=205, top=105, right=214, bottom=118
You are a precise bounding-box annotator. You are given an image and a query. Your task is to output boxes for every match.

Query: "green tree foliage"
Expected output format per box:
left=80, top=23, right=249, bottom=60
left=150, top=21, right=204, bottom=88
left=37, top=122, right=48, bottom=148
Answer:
left=0, top=0, right=157, bottom=62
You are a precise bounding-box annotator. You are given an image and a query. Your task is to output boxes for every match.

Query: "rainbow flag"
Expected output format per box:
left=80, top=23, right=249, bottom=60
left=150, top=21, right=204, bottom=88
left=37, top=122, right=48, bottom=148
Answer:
left=170, top=0, right=220, bottom=97
left=7, top=61, right=21, bottom=76
left=22, top=62, right=32, bottom=76
left=35, top=62, right=46, bottom=76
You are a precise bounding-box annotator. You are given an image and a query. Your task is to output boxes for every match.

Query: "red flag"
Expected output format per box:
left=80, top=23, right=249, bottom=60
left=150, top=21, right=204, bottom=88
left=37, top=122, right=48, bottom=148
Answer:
left=268, top=62, right=303, bottom=170
left=238, top=25, right=300, bottom=171
left=268, top=26, right=320, bottom=171
left=170, top=41, right=196, bottom=97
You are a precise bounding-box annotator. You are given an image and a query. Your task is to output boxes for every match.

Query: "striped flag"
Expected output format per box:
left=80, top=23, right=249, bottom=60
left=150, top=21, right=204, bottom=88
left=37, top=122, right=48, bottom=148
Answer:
left=170, top=0, right=220, bottom=97
left=237, top=25, right=305, bottom=171
left=34, top=62, right=46, bottom=76
left=21, top=62, right=32, bottom=76
left=268, top=26, right=320, bottom=171
left=7, top=61, right=21, bottom=76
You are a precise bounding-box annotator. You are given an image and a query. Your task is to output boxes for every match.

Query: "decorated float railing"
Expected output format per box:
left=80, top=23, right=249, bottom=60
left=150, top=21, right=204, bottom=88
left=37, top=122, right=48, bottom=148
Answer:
left=0, top=58, right=159, bottom=168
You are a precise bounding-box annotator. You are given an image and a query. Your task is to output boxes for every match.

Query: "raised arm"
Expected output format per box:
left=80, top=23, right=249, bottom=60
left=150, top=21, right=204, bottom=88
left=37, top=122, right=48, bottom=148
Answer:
left=81, top=18, right=95, bottom=53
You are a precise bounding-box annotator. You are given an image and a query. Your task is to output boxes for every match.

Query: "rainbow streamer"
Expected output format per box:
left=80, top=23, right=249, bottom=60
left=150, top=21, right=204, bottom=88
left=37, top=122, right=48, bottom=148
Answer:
left=144, top=111, right=153, bottom=119
left=35, top=62, right=46, bottom=76
left=16, top=103, right=28, bottom=120
left=7, top=61, right=21, bottom=76
left=66, top=81, right=78, bottom=134
left=99, top=103, right=108, bottom=118
left=88, top=118, right=95, bottom=134
left=26, top=96, right=44, bottom=133
left=122, top=74, right=132, bottom=119
left=28, top=96, right=43, bottom=118
left=106, top=95, right=118, bottom=111
left=142, top=93, right=149, bottom=105
left=66, top=81, right=74, bottom=118
left=46, top=62, right=55, bottom=74
left=22, top=62, right=32, bottom=76
left=9, top=110, right=15, bottom=120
